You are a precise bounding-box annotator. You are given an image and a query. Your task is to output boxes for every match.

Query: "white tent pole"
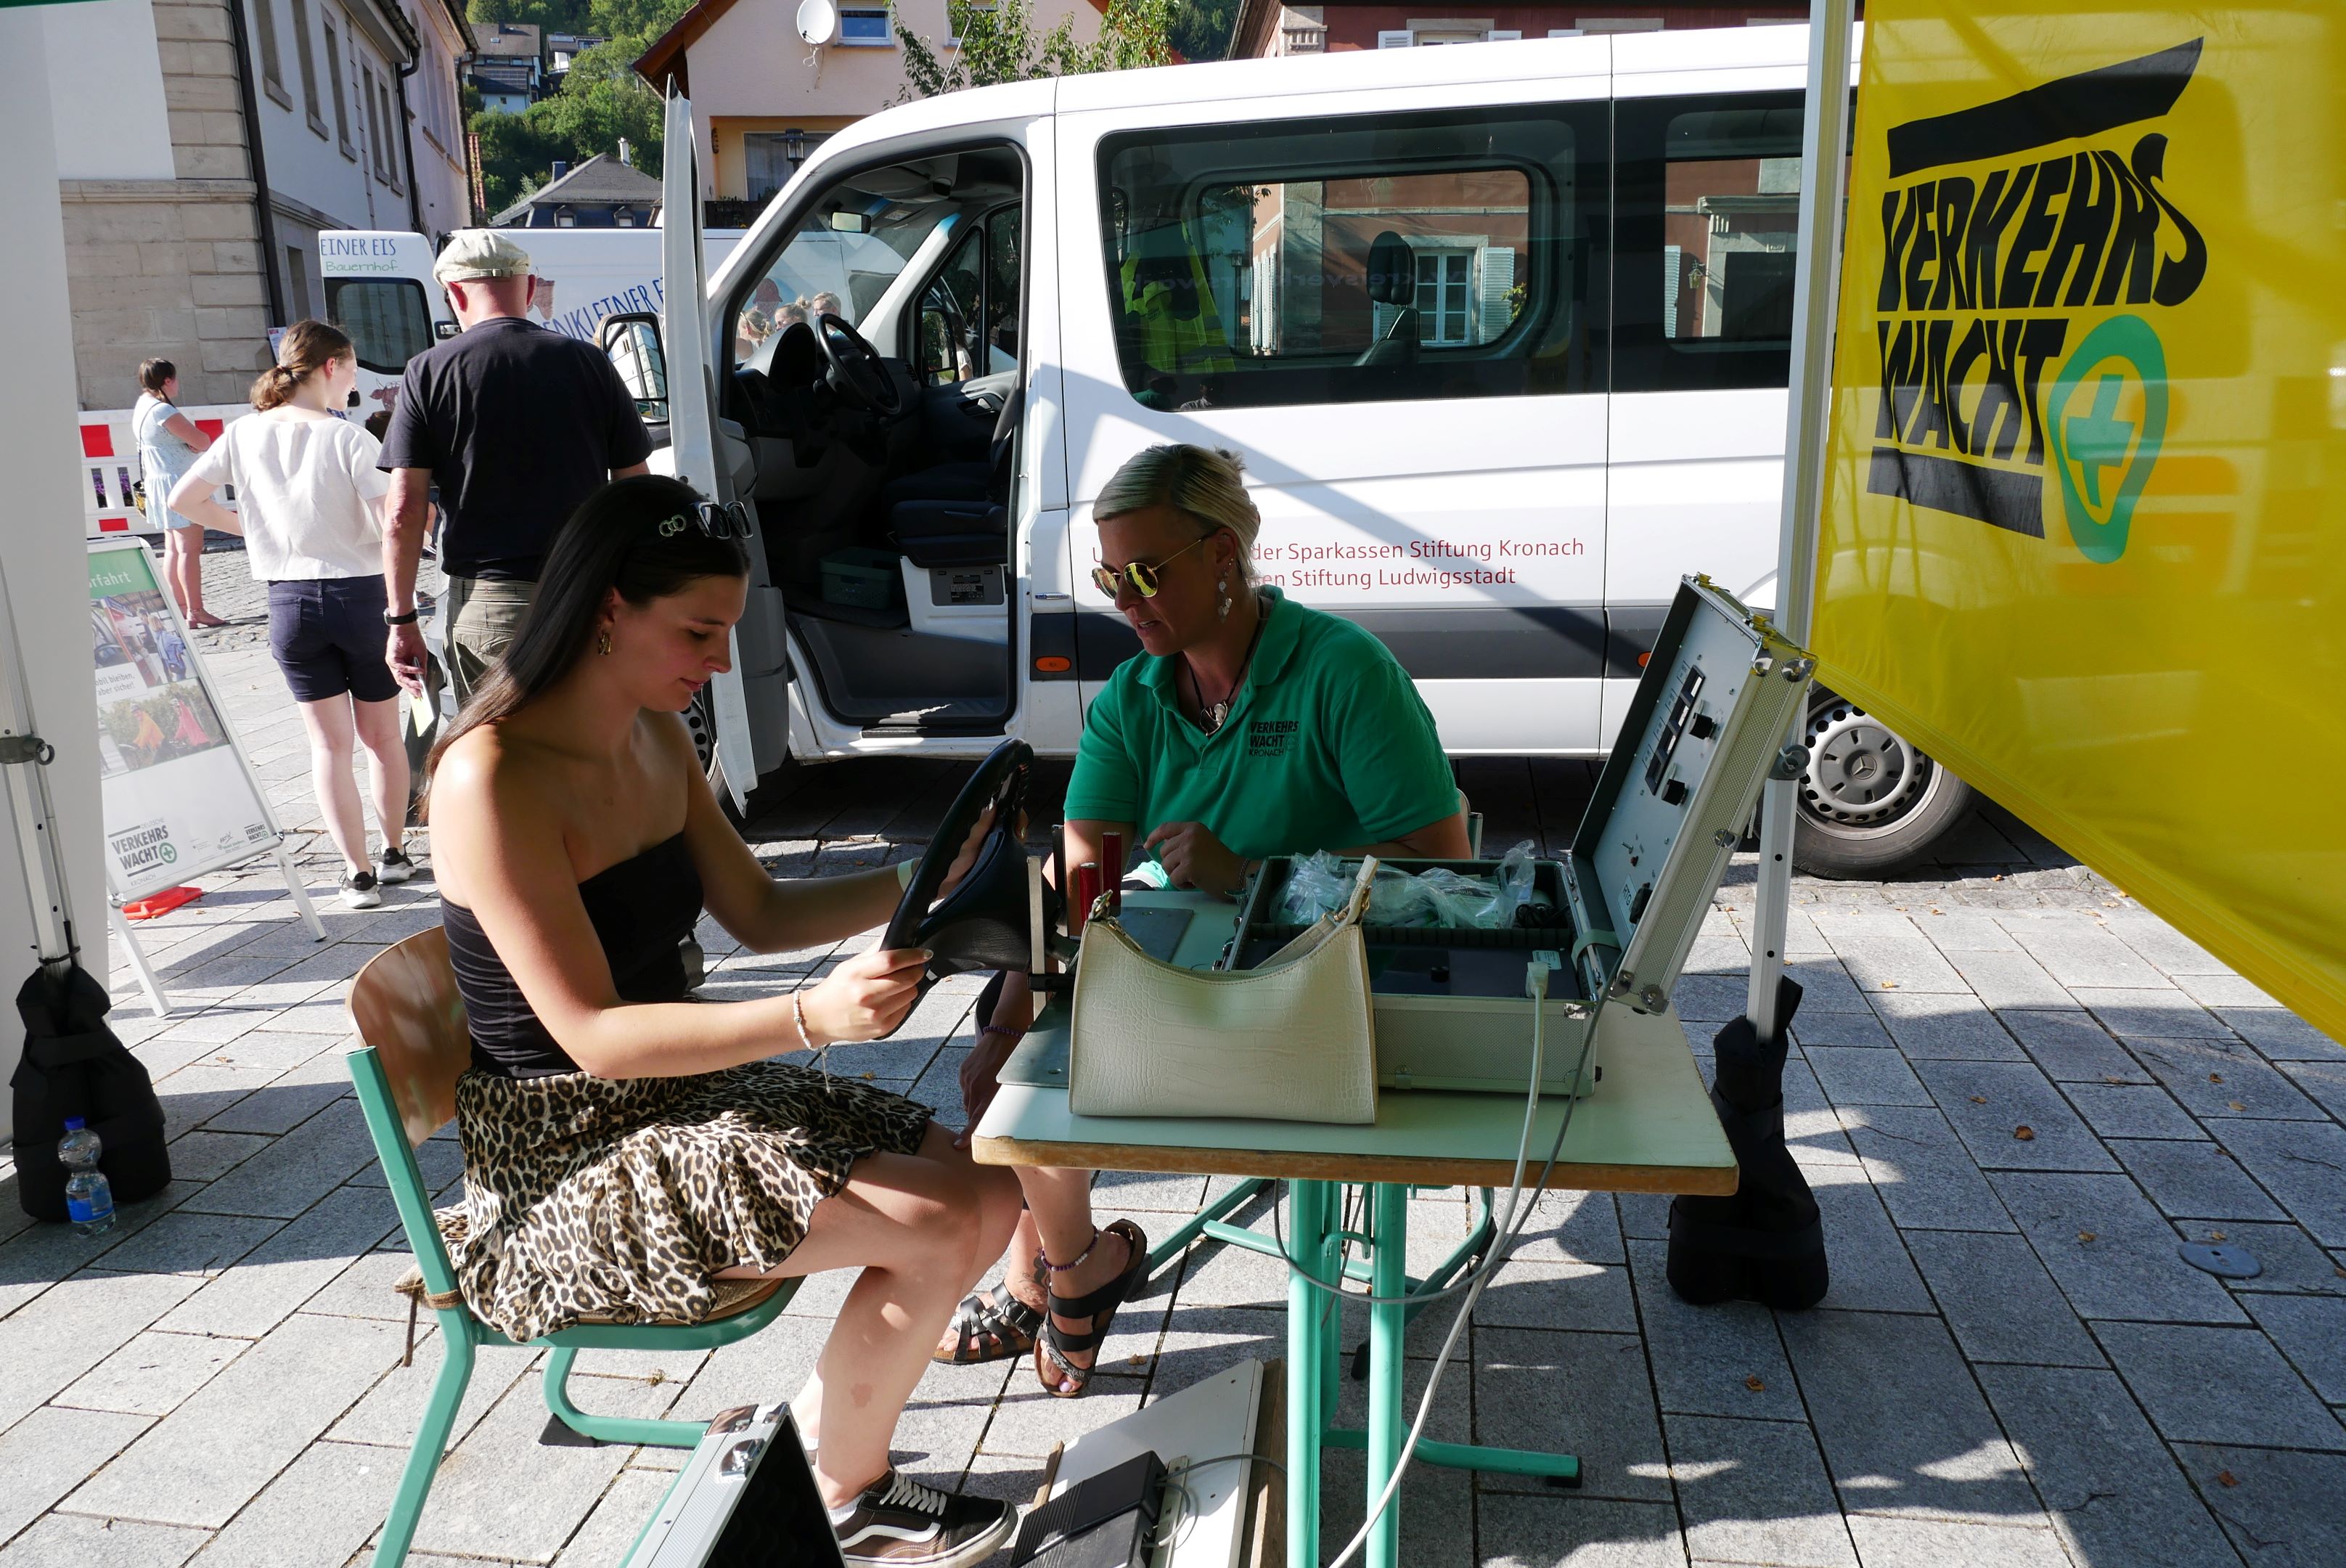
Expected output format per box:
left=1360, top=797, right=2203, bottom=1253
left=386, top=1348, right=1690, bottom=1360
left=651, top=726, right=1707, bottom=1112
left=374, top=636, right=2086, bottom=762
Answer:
left=1747, top=0, right=1859, bottom=1039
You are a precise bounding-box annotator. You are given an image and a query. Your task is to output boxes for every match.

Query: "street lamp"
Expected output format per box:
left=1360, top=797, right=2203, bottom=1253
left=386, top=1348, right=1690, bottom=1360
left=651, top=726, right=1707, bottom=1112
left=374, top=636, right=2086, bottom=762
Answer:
left=784, top=128, right=806, bottom=168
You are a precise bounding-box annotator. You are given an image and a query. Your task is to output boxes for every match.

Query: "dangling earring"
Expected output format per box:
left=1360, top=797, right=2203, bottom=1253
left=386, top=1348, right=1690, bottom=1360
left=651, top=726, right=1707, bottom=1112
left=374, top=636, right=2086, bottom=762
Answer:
left=1216, top=573, right=1233, bottom=622
left=597, top=631, right=613, bottom=656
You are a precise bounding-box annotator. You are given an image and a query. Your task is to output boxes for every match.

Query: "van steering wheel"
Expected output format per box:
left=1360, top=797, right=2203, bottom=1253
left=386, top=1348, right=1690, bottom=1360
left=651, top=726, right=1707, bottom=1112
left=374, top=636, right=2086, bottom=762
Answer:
left=815, top=313, right=904, bottom=416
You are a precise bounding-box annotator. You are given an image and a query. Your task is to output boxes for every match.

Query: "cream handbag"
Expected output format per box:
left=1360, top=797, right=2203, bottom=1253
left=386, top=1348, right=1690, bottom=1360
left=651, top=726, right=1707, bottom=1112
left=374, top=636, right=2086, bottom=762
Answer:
left=1067, top=859, right=1380, bottom=1124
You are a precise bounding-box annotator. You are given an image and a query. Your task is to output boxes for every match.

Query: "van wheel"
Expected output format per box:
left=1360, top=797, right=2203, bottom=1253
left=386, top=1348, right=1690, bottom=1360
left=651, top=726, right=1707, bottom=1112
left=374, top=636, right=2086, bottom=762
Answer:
left=684, top=688, right=742, bottom=823
left=1791, top=692, right=1976, bottom=878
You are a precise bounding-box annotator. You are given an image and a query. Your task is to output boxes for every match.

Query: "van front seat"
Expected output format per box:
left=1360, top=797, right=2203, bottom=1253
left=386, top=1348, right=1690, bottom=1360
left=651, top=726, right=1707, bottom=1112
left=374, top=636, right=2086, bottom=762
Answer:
left=880, top=386, right=1021, bottom=511
left=1356, top=232, right=1421, bottom=369
left=888, top=388, right=1020, bottom=569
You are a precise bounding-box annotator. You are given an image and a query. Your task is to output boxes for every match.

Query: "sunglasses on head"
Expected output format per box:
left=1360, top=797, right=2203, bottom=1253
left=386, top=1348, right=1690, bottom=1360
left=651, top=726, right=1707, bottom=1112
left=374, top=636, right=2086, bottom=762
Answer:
left=655, top=500, right=753, bottom=542
left=1091, top=531, right=1215, bottom=599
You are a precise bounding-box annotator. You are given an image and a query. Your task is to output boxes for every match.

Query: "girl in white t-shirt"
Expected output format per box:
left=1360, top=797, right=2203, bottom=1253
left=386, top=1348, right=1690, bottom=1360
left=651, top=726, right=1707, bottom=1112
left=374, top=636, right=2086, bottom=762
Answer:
left=171, top=321, right=416, bottom=908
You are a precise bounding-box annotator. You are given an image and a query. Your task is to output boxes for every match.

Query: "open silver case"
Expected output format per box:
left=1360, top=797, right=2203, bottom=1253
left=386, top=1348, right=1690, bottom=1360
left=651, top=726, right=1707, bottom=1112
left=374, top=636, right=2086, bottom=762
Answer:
left=1225, top=576, right=1815, bottom=1095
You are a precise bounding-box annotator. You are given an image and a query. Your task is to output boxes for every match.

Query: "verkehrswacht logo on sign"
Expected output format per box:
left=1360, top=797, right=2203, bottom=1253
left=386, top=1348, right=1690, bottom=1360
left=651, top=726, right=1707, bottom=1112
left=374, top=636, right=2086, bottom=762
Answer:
left=1867, top=37, right=2204, bottom=563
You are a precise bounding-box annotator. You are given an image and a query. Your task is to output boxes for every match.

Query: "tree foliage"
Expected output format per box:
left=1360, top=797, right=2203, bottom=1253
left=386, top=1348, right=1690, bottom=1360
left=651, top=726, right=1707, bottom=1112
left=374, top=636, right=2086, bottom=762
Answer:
left=465, top=0, right=685, bottom=218
left=894, top=0, right=1174, bottom=99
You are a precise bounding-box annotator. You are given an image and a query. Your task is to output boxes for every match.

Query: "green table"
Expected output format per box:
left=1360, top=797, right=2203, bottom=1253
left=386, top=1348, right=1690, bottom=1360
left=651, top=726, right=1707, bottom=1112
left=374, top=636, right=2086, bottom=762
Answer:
left=971, top=891, right=1737, bottom=1568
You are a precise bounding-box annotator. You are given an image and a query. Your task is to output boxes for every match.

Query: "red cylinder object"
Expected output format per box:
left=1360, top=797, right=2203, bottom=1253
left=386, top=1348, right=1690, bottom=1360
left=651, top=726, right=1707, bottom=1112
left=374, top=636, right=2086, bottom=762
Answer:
left=1071, top=862, right=1103, bottom=935
left=1100, top=833, right=1124, bottom=916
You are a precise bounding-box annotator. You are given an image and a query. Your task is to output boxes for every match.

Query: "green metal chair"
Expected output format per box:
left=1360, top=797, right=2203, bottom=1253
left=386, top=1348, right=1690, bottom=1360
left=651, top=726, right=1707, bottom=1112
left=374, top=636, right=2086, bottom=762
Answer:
left=346, top=929, right=798, bottom=1568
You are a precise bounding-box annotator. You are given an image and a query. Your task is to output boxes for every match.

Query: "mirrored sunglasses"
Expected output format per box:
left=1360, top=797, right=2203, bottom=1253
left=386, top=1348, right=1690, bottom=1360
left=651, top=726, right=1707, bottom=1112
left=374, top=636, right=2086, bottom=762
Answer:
left=1090, top=531, right=1211, bottom=599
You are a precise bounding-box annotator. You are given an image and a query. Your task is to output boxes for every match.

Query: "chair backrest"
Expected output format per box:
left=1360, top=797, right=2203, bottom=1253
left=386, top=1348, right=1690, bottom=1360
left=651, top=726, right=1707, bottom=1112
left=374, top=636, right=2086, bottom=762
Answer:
left=348, top=928, right=471, bottom=1149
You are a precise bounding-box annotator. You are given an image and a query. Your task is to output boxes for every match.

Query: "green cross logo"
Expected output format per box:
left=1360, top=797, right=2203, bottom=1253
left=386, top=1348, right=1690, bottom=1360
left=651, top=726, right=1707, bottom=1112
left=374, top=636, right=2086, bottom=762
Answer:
left=2045, top=315, right=2170, bottom=564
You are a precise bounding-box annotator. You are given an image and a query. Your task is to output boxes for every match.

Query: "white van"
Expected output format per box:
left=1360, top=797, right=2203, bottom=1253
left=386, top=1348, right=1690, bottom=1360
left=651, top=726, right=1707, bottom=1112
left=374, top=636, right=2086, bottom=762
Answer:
left=317, top=226, right=749, bottom=417
left=627, top=26, right=1969, bottom=873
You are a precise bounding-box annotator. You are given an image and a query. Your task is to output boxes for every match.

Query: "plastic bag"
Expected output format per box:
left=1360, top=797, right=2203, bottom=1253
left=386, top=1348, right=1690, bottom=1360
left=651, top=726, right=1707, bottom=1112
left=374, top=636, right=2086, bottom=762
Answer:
left=1475, top=841, right=1541, bottom=928
left=1276, top=851, right=1523, bottom=930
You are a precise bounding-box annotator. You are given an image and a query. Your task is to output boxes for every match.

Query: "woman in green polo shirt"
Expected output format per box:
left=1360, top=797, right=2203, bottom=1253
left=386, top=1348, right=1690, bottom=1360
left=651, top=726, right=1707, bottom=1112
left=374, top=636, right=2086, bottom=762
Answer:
left=939, top=444, right=1471, bottom=1396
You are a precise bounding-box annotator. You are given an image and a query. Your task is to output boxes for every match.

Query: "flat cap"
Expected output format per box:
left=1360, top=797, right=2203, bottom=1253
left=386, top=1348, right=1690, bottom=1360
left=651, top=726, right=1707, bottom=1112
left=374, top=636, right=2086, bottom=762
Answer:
left=433, top=229, right=534, bottom=283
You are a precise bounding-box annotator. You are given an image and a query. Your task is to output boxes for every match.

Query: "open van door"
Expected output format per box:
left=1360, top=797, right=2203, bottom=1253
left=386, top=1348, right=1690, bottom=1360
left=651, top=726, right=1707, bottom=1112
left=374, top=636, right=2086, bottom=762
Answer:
left=660, top=87, right=763, bottom=814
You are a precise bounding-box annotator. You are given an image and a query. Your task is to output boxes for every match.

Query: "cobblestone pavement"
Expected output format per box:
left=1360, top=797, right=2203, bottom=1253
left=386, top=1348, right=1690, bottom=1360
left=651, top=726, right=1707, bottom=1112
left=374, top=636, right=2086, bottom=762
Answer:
left=0, top=548, right=2340, bottom=1567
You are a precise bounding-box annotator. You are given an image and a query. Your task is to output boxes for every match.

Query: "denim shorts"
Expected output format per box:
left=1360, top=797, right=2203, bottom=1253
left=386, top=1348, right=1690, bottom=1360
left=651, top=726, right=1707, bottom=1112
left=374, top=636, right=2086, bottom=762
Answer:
left=267, top=576, right=399, bottom=704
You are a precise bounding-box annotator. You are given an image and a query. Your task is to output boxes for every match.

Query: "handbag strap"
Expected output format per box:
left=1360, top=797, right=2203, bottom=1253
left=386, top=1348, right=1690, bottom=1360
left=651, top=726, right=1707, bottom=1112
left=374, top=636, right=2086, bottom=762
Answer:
left=1336, top=856, right=1382, bottom=928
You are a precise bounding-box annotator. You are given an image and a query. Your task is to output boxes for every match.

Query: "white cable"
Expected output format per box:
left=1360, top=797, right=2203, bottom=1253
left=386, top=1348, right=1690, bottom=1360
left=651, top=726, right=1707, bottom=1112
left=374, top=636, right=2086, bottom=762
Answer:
left=1317, top=955, right=1593, bottom=1568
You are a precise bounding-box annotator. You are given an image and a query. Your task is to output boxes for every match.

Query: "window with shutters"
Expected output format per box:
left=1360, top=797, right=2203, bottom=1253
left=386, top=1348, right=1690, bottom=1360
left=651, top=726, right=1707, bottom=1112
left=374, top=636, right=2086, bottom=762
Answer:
left=1097, top=104, right=1603, bottom=409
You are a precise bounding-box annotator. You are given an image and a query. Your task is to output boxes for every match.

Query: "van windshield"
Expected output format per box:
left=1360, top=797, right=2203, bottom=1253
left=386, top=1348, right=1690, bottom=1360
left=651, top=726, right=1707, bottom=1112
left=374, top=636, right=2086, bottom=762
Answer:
left=733, top=195, right=951, bottom=359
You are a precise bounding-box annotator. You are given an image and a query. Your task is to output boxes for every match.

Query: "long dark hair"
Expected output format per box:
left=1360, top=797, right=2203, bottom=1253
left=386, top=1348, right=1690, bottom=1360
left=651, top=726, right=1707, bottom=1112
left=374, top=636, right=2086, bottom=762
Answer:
left=421, top=475, right=751, bottom=812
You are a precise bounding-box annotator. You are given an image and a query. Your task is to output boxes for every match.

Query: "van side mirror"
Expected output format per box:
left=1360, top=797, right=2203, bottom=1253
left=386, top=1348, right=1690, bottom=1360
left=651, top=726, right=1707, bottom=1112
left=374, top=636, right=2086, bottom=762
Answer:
left=598, top=311, right=669, bottom=424
left=434, top=321, right=459, bottom=339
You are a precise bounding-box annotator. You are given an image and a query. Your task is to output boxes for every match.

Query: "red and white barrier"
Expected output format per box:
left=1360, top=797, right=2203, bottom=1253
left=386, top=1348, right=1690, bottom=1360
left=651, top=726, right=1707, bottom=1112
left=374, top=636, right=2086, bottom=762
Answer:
left=79, top=404, right=248, bottom=537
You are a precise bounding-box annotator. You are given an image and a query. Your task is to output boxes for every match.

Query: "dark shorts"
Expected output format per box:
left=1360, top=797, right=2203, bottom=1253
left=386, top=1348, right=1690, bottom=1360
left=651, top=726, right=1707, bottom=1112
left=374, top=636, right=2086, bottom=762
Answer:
left=267, top=576, right=400, bottom=704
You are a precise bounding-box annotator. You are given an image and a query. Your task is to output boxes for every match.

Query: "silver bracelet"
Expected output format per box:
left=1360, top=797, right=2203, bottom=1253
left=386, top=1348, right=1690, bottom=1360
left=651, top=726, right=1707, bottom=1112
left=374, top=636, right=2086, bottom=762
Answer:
left=794, top=991, right=833, bottom=1090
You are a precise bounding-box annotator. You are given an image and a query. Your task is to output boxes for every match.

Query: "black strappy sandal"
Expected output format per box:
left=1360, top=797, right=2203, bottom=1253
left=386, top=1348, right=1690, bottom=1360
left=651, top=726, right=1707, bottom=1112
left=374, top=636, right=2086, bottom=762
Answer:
left=936, top=1283, right=1045, bottom=1365
left=1034, top=1219, right=1150, bottom=1399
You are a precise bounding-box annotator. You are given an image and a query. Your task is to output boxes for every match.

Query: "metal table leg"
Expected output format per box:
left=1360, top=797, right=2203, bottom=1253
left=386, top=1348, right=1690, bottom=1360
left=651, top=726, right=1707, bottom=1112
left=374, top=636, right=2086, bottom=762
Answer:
left=1366, top=1182, right=1409, bottom=1568
left=1286, top=1179, right=1331, bottom=1568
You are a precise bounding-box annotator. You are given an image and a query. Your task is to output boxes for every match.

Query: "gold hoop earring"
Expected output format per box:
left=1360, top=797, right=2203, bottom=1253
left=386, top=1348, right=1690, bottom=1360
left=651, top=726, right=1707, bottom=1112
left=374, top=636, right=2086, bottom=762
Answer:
left=597, top=632, right=613, bottom=656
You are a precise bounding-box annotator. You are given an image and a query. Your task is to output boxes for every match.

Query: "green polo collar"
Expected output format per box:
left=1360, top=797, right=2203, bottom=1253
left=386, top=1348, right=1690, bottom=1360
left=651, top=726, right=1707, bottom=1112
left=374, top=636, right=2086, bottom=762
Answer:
left=1137, top=587, right=1301, bottom=716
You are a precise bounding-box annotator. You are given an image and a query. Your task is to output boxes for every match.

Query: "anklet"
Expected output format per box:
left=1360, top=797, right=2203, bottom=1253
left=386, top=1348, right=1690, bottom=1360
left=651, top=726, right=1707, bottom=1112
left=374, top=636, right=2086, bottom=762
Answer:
left=1041, top=1226, right=1102, bottom=1273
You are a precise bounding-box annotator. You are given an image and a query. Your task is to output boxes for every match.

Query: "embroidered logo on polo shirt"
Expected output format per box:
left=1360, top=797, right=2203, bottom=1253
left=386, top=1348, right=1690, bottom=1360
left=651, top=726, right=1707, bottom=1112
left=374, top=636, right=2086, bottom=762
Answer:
left=1248, top=719, right=1299, bottom=756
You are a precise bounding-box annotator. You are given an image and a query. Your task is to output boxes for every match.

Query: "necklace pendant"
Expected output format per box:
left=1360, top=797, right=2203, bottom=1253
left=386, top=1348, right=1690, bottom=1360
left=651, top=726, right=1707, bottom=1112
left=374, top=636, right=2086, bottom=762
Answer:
left=1206, top=700, right=1229, bottom=733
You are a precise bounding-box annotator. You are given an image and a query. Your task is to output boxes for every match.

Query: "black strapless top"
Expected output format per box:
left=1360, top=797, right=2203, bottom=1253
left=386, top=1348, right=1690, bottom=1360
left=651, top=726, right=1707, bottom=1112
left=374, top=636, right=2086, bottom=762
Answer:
left=444, top=830, right=703, bottom=1077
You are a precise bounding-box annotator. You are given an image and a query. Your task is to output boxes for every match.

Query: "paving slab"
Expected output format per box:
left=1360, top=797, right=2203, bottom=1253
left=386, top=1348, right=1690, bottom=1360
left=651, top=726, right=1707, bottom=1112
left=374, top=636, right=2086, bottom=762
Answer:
left=2210, top=1008, right=2343, bottom=1062
left=192, top=1438, right=405, bottom=1568
left=409, top=1371, right=675, bottom=1561
left=65, top=1311, right=407, bottom=1528
left=2108, top=1139, right=2286, bottom=1222
left=2006, top=920, right=2172, bottom=991
left=1863, top=993, right=2026, bottom=1061
left=2169, top=1220, right=2346, bottom=1299
left=2128, top=1037, right=2326, bottom=1122
left=1472, top=1328, right=1669, bottom=1504
left=1473, top=1259, right=1638, bottom=1336
left=1807, top=1177, right=1934, bottom=1313
left=2093, top=1323, right=2345, bottom=1450
left=1977, top=1363, right=2239, bottom=1568
left=2241, top=1294, right=2346, bottom=1404
left=0, top=1512, right=208, bottom=1567
left=0, top=1269, right=200, bottom=1433
left=2175, top=1444, right=2346, bottom=1568
left=1838, top=1106, right=2014, bottom=1233
left=1785, top=1010, right=1899, bottom=1052
left=1800, top=1048, right=1932, bottom=1108
left=1809, top=912, right=1968, bottom=995
left=1993, top=1172, right=2247, bottom=1323
left=1624, top=1241, right=1802, bottom=1423
left=1317, top=1445, right=1476, bottom=1568
left=549, top=1466, right=674, bottom=1567
left=1903, top=1230, right=2102, bottom=1368
left=2279, top=1058, right=2346, bottom=1123
left=1779, top=1310, right=2038, bottom=1526
left=1666, top=1413, right=1857, bottom=1568
left=2215, top=1121, right=2346, bottom=1246
left=2000, top=1008, right=2148, bottom=1083
left=2074, top=987, right=2234, bottom=1041
left=52, top=1329, right=245, bottom=1418
left=177, top=1098, right=377, bottom=1218
left=2063, top=1082, right=2203, bottom=1141
left=85, top=1208, right=282, bottom=1278
left=328, top=1327, right=540, bottom=1453
left=1940, top=950, right=2072, bottom=1012
left=1914, top=1058, right=2116, bottom=1174
left=1474, top=1494, right=1685, bottom=1568
left=1840, top=1515, right=2069, bottom=1568
left=0, top=1407, right=153, bottom=1547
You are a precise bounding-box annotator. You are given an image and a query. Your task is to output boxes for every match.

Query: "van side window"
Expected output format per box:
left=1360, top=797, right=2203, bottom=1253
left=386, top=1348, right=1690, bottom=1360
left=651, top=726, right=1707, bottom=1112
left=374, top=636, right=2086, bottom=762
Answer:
left=1613, top=91, right=1808, bottom=393
left=1097, top=105, right=1605, bottom=410
left=325, top=277, right=434, bottom=376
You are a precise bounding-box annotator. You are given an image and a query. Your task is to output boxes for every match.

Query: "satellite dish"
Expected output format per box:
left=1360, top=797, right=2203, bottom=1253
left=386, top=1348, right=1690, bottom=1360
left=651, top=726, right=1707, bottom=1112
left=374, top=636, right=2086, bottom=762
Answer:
left=796, top=0, right=836, bottom=46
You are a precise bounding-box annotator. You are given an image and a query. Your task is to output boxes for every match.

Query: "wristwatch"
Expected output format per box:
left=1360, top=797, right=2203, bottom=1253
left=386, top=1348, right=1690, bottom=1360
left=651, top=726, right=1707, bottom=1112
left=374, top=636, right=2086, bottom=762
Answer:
left=383, top=607, right=420, bottom=626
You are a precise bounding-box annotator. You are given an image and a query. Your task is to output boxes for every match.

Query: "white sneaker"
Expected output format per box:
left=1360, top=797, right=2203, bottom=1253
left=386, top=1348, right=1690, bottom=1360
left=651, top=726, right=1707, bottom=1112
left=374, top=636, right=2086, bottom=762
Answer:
left=339, top=869, right=381, bottom=909
left=378, top=846, right=417, bottom=884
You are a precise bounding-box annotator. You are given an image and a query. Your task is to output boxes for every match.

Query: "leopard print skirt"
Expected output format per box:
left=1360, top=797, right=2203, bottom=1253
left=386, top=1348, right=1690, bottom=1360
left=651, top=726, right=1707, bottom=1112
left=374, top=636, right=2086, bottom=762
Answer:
left=438, top=1061, right=933, bottom=1342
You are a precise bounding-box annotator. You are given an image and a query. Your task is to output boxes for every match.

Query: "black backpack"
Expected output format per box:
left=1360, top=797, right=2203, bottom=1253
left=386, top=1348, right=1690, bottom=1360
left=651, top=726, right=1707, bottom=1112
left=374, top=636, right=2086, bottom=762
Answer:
left=12, top=962, right=171, bottom=1222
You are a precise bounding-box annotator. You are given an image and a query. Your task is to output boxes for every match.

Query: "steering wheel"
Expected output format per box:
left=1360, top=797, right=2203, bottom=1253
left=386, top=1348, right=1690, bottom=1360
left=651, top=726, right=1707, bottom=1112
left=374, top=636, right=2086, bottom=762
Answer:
left=814, top=313, right=904, bottom=417
left=880, top=740, right=1057, bottom=1026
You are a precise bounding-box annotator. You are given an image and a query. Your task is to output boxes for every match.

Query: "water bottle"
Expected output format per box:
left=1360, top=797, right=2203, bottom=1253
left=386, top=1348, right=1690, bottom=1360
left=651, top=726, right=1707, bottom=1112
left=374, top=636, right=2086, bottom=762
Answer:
left=60, top=1118, right=116, bottom=1237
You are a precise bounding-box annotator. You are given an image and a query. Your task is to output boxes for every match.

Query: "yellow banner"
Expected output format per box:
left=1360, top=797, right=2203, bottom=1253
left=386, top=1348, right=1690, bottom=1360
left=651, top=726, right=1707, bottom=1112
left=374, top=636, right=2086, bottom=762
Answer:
left=1819, top=6, right=2346, bottom=1040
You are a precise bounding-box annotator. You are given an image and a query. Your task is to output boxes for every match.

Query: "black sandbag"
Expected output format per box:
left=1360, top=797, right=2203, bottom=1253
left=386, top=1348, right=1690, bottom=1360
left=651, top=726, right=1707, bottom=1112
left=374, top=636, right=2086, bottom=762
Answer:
left=12, top=961, right=171, bottom=1223
left=1666, top=975, right=1828, bottom=1311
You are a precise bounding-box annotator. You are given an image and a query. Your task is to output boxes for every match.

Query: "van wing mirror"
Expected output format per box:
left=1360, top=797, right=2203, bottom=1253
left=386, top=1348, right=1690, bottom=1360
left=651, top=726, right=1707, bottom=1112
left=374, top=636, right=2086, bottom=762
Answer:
left=599, top=311, right=670, bottom=422
left=434, top=320, right=459, bottom=339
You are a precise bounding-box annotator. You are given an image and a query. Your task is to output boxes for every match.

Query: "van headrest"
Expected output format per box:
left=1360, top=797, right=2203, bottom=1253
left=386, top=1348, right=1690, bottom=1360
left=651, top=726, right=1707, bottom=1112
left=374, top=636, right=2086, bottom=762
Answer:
left=1365, top=232, right=1415, bottom=306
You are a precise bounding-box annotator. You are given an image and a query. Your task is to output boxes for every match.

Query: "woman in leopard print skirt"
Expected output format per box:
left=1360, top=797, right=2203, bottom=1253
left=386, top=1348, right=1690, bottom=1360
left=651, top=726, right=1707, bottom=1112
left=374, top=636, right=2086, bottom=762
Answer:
left=422, top=475, right=1024, bottom=1567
